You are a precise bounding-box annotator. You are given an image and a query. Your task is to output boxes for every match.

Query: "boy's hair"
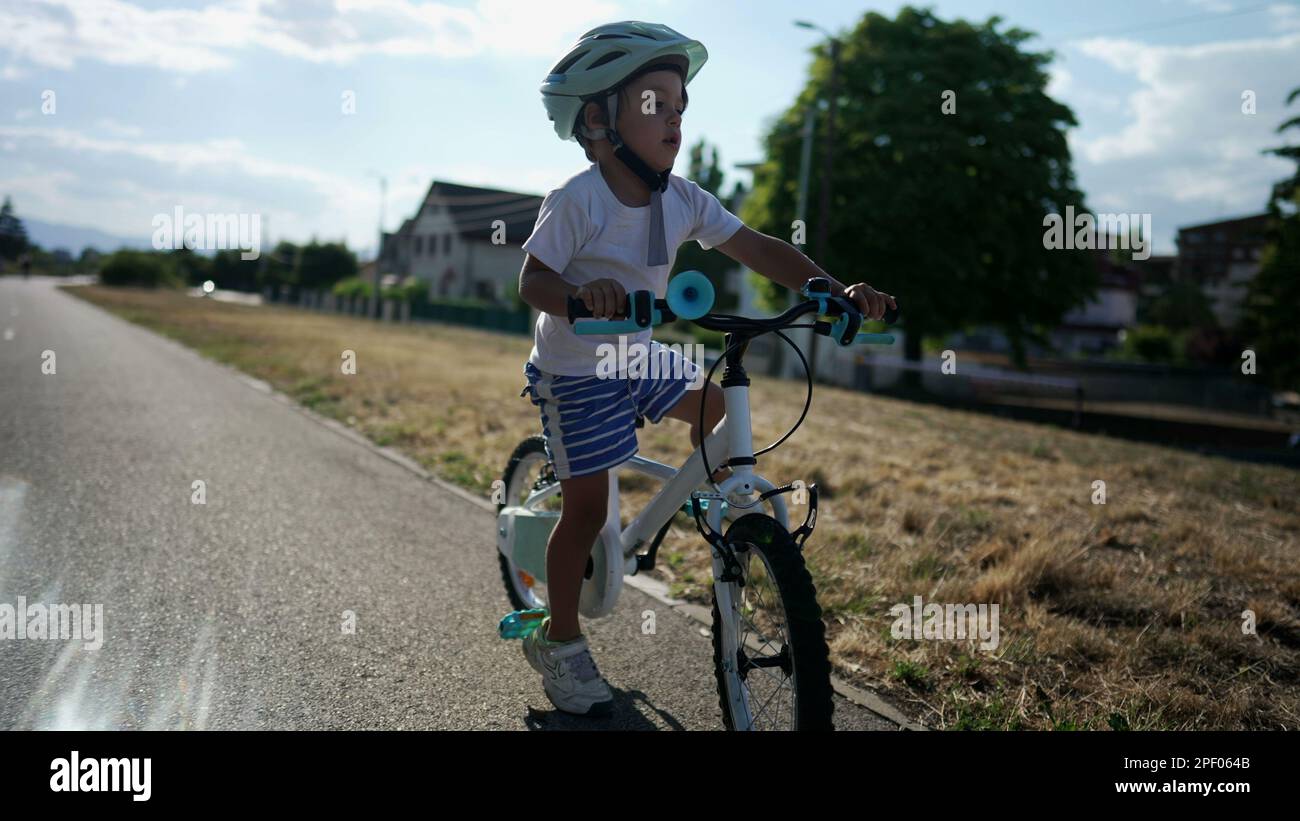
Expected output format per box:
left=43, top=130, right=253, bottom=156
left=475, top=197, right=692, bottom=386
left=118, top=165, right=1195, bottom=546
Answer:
left=574, top=66, right=689, bottom=162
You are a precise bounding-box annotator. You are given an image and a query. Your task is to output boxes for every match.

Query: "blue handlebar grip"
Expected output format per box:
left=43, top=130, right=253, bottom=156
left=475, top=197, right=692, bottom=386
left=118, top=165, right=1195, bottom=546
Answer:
left=855, top=332, right=896, bottom=345
left=666, top=270, right=715, bottom=320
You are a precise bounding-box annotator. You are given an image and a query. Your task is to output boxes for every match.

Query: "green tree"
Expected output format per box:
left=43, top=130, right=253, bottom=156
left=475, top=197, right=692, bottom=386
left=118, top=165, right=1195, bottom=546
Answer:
left=211, top=249, right=260, bottom=291
left=1146, top=279, right=1217, bottom=330
left=74, top=248, right=102, bottom=274
left=742, top=6, right=1094, bottom=370
left=170, top=247, right=212, bottom=286
left=99, top=250, right=182, bottom=288
left=0, top=196, right=29, bottom=261
left=1118, top=324, right=1179, bottom=364
left=295, top=240, right=357, bottom=291
left=258, top=240, right=299, bottom=292
left=1237, top=86, right=1300, bottom=391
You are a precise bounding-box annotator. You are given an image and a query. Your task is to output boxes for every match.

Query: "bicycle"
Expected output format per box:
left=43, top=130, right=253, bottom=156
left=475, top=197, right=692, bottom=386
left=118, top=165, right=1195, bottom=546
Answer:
left=495, top=270, right=899, bottom=730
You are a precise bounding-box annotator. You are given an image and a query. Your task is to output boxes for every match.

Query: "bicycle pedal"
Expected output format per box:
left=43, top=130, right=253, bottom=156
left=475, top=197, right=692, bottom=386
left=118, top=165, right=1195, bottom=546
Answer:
left=497, top=608, right=548, bottom=640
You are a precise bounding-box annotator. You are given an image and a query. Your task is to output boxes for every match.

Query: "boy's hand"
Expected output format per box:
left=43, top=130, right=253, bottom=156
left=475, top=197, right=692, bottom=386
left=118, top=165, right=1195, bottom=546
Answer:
left=575, top=278, right=628, bottom=319
left=839, top=282, right=897, bottom=322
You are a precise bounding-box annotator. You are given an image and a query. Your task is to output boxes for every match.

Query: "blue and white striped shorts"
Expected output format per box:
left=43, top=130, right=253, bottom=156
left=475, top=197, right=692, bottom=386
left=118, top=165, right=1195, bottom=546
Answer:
left=521, top=342, right=701, bottom=480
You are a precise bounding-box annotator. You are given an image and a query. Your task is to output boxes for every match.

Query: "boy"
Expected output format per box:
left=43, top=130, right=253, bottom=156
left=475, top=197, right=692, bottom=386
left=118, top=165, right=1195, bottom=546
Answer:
left=516, top=21, right=896, bottom=717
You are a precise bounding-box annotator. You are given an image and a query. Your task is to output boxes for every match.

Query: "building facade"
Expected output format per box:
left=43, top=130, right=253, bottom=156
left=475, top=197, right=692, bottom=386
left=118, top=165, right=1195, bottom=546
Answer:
left=379, top=181, right=543, bottom=304
left=1174, top=213, right=1270, bottom=328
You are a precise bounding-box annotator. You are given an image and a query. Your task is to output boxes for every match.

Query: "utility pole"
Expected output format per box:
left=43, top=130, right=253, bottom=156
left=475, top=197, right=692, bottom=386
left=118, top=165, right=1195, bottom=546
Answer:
left=795, top=21, right=842, bottom=382
left=367, top=171, right=387, bottom=319
left=773, top=104, right=816, bottom=379
left=811, top=36, right=840, bottom=382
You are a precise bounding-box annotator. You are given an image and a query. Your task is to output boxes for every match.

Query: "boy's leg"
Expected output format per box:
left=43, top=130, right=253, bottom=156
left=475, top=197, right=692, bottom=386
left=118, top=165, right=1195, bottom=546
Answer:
left=545, top=470, right=608, bottom=643
left=658, top=379, right=729, bottom=483
left=524, top=360, right=638, bottom=643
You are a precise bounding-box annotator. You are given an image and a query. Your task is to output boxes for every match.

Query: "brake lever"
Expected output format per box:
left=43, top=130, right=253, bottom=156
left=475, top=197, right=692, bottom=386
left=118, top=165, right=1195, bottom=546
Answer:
left=825, top=296, right=864, bottom=345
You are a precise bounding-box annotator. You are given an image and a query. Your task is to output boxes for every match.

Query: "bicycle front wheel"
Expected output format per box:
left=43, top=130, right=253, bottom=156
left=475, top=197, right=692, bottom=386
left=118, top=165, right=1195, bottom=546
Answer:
left=710, top=514, right=834, bottom=730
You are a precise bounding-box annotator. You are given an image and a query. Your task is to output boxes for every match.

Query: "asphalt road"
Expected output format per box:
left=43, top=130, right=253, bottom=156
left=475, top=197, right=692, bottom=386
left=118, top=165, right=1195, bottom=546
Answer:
left=0, top=277, right=898, bottom=730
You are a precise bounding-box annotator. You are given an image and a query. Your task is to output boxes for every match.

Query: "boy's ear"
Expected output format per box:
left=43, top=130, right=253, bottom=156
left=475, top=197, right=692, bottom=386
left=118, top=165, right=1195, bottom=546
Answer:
left=583, top=99, right=609, bottom=134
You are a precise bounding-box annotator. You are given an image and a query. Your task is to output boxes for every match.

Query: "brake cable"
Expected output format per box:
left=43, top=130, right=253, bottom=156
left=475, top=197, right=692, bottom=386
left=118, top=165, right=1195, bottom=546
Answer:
left=696, top=323, right=817, bottom=498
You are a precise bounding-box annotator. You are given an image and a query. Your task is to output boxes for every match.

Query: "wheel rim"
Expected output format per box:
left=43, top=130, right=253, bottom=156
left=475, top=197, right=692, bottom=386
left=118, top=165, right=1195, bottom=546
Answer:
left=724, top=548, right=799, bottom=730
left=502, top=449, right=560, bottom=610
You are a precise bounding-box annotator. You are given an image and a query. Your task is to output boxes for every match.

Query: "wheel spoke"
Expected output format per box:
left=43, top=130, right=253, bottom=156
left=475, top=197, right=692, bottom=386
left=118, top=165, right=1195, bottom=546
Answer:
left=723, top=548, right=800, bottom=730
left=749, top=672, right=787, bottom=727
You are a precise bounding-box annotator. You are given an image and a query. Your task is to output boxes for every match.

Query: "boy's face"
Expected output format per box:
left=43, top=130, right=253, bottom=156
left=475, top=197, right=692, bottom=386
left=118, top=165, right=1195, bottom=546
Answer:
left=614, top=69, right=685, bottom=172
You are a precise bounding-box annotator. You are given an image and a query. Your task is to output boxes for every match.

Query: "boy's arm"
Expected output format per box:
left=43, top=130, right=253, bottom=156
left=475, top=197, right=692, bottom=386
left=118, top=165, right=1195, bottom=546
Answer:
left=714, top=226, right=849, bottom=295
left=517, top=254, right=627, bottom=319
left=518, top=254, right=577, bottom=318
left=714, top=226, right=895, bottom=319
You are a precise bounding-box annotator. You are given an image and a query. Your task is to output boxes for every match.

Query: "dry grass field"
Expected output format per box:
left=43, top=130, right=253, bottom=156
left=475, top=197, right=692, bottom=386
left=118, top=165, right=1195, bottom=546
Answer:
left=68, top=284, right=1300, bottom=729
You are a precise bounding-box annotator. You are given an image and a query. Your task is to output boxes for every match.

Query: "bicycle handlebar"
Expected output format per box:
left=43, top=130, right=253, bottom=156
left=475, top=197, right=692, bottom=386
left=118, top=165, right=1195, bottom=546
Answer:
left=565, top=272, right=899, bottom=346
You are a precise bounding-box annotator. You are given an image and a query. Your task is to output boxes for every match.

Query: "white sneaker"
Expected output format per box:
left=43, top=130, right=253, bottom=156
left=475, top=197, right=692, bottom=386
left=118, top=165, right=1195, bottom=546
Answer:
left=522, top=619, right=614, bottom=717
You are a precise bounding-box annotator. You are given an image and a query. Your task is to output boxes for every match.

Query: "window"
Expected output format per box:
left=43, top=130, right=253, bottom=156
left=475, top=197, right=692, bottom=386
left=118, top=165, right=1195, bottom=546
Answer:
left=443, top=234, right=452, bottom=254
left=414, top=236, right=423, bottom=255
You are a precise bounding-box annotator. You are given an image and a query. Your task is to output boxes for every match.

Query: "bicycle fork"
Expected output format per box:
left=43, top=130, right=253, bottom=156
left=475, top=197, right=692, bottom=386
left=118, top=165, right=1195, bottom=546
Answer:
left=688, top=337, right=823, bottom=728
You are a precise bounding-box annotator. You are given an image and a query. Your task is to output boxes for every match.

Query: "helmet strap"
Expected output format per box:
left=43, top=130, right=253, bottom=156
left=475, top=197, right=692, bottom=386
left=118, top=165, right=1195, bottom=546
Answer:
left=579, top=88, right=673, bottom=267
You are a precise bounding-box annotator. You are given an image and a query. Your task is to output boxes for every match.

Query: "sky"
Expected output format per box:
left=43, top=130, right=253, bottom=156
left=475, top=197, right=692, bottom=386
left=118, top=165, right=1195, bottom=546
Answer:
left=1, top=0, right=1298, bottom=257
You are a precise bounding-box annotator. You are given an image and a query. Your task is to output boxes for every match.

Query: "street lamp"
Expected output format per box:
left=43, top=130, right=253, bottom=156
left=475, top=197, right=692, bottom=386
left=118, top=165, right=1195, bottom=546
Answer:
left=366, top=169, right=387, bottom=320
left=794, top=20, right=841, bottom=383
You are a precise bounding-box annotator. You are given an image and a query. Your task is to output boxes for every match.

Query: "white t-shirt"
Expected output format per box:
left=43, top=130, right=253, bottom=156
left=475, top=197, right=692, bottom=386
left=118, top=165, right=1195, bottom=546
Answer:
left=522, top=163, right=744, bottom=376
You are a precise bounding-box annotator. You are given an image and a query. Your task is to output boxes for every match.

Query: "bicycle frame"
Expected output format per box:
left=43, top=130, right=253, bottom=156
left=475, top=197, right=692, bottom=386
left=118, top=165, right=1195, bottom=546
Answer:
left=517, top=371, right=794, bottom=614
left=508, top=368, right=805, bottom=727
left=521, top=376, right=791, bottom=553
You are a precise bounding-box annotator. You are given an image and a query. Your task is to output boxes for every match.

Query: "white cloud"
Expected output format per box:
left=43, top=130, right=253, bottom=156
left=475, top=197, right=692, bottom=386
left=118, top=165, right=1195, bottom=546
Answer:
left=95, top=118, right=142, bottom=138
left=1071, top=31, right=1299, bottom=202
left=1047, top=65, right=1072, bottom=97
left=1059, top=28, right=1300, bottom=252
left=0, top=124, right=383, bottom=247
left=1181, top=0, right=1237, bottom=12
left=0, top=0, right=619, bottom=73
left=1268, top=2, right=1300, bottom=30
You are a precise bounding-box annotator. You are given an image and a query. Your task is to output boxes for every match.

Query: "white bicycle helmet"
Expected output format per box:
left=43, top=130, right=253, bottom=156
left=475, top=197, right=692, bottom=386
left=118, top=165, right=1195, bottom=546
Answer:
left=539, top=21, right=709, bottom=267
left=541, top=21, right=708, bottom=143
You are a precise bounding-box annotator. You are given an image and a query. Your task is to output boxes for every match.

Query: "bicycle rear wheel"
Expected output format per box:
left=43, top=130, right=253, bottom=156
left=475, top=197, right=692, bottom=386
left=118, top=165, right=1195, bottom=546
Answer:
left=497, top=435, right=560, bottom=612
left=710, top=513, right=834, bottom=730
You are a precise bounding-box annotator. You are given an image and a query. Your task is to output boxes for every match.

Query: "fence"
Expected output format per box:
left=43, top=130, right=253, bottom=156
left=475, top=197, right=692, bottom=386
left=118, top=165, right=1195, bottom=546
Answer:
left=856, top=356, right=1086, bottom=426
left=261, top=285, right=532, bottom=336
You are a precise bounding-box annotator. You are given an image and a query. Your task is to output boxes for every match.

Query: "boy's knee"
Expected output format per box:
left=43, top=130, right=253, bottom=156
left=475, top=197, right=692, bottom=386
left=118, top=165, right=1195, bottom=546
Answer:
left=701, top=389, right=725, bottom=433
left=558, top=471, right=608, bottom=524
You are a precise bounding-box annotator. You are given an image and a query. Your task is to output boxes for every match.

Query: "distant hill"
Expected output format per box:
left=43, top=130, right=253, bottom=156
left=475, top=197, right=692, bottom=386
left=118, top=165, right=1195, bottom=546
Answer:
left=20, top=216, right=379, bottom=260
left=22, top=218, right=151, bottom=255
